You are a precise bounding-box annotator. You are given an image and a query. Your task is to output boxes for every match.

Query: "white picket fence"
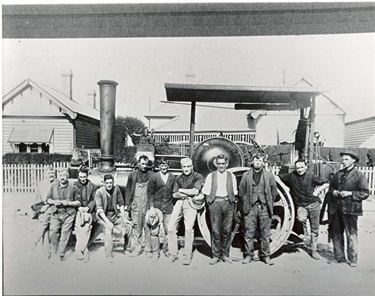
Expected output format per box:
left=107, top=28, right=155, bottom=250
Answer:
left=2, top=163, right=375, bottom=195
left=2, top=162, right=69, bottom=193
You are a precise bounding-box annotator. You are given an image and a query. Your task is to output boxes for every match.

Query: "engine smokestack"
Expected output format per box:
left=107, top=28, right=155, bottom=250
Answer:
left=97, top=80, right=118, bottom=173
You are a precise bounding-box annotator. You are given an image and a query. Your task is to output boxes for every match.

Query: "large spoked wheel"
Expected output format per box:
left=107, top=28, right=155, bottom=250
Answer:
left=197, top=167, right=295, bottom=255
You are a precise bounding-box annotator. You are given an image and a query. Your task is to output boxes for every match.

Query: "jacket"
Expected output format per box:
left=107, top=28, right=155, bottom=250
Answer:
left=279, top=171, right=327, bottom=207
left=239, top=168, right=278, bottom=217
left=125, top=169, right=154, bottom=208
left=328, top=167, right=369, bottom=216
left=95, top=185, right=125, bottom=215
left=147, top=172, right=176, bottom=214
left=73, top=179, right=97, bottom=213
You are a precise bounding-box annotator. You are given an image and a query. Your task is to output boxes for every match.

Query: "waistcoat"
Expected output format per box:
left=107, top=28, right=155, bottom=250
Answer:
left=208, top=171, right=235, bottom=203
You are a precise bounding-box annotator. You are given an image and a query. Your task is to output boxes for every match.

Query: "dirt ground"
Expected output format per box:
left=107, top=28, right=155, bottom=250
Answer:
left=2, top=193, right=375, bottom=296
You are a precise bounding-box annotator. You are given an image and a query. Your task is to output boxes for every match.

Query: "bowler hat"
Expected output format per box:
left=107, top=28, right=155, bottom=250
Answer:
left=339, top=149, right=359, bottom=162
left=145, top=208, right=163, bottom=227
left=188, top=193, right=205, bottom=211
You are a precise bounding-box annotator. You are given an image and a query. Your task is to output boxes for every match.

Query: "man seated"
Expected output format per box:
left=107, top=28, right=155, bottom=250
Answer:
left=95, top=174, right=132, bottom=263
left=33, top=166, right=56, bottom=257
left=47, top=168, right=81, bottom=262
left=73, top=165, right=98, bottom=263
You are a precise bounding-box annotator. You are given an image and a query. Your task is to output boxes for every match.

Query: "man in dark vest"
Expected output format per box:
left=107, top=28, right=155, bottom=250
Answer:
left=279, top=159, right=329, bottom=260
left=202, top=154, right=238, bottom=265
left=239, top=153, right=278, bottom=265
left=327, top=149, right=369, bottom=267
left=47, top=168, right=82, bottom=262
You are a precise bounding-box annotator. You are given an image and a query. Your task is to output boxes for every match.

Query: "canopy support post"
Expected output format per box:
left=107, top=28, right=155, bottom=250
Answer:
left=189, top=101, right=196, bottom=158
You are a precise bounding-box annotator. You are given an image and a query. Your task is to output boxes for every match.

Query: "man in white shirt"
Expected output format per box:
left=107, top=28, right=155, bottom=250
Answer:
left=202, top=154, right=238, bottom=265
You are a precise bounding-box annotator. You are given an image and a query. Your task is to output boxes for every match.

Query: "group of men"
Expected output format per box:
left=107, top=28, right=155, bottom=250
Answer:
left=33, top=149, right=369, bottom=267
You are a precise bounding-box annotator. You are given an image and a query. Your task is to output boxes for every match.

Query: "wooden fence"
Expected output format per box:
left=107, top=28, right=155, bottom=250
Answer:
left=2, top=162, right=69, bottom=193
left=2, top=163, right=375, bottom=195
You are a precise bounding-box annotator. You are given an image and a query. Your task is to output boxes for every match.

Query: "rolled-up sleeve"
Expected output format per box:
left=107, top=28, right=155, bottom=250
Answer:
left=201, top=173, right=212, bottom=196
left=95, top=189, right=104, bottom=213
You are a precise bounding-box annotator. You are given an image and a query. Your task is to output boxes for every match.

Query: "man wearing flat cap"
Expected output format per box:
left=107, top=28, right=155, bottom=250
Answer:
left=327, top=149, right=369, bottom=267
left=168, top=157, right=204, bottom=265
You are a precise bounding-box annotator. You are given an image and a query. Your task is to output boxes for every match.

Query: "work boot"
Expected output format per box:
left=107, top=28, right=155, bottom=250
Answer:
left=169, top=256, right=178, bottom=263
left=152, top=253, right=160, bottom=262
left=311, top=251, right=320, bottom=260
left=327, top=258, right=345, bottom=264
left=75, top=250, right=85, bottom=261
left=242, top=256, right=253, bottom=264
left=222, top=256, right=233, bottom=264
left=82, top=250, right=89, bottom=263
left=209, top=257, right=220, bottom=265
left=263, top=257, right=274, bottom=266
left=182, top=256, right=191, bottom=266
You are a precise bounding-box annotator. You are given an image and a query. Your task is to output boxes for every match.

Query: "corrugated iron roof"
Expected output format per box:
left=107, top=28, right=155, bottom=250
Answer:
left=8, top=126, right=53, bottom=144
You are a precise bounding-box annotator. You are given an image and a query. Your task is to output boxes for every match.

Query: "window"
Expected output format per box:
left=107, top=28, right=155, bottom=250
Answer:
left=19, top=143, right=27, bottom=153
left=30, top=143, right=39, bottom=153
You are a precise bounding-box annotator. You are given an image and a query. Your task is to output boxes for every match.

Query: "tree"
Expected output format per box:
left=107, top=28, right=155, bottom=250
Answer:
left=114, top=116, right=146, bottom=162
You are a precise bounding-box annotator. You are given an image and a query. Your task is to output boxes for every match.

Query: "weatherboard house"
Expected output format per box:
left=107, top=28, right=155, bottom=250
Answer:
left=2, top=72, right=100, bottom=155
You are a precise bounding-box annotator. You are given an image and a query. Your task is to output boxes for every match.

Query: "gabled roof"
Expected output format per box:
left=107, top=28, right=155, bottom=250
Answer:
left=2, top=79, right=100, bottom=121
left=293, top=77, right=346, bottom=115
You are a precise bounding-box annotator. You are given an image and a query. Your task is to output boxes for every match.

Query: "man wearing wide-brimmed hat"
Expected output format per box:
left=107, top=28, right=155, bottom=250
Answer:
left=168, top=157, right=204, bottom=265
left=144, top=208, right=164, bottom=261
left=327, top=149, right=369, bottom=267
left=201, top=154, right=238, bottom=265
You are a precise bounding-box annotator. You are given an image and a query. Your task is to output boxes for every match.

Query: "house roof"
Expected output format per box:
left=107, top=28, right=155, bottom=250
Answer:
left=360, top=134, right=375, bottom=148
left=8, top=126, right=53, bottom=144
left=293, top=77, right=347, bottom=115
left=346, top=115, right=375, bottom=125
left=2, top=79, right=100, bottom=121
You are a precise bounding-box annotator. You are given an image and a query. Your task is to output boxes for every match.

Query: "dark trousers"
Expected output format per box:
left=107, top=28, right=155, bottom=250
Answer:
left=243, top=204, right=271, bottom=259
left=208, top=197, right=234, bottom=259
left=330, top=206, right=358, bottom=263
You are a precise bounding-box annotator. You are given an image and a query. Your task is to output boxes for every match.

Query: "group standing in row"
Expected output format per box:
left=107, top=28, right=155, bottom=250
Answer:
left=33, top=149, right=369, bottom=267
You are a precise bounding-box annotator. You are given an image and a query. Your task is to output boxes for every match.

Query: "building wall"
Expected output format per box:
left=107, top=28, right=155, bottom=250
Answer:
left=345, top=116, right=375, bottom=147
left=2, top=116, right=73, bottom=154
left=75, top=115, right=100, bottom=149
left=256, top=113, right=345, bottom=147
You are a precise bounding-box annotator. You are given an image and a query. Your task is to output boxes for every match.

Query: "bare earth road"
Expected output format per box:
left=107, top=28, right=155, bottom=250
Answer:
left=3, top=194, right=375, bottom=295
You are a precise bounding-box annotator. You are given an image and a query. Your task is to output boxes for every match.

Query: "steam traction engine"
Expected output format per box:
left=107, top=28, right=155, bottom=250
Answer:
left=82, top=80, right=325, bottom=257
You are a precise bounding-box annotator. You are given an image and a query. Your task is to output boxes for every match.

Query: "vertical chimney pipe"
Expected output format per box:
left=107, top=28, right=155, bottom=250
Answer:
left=97, top=80, right=118, bottom=173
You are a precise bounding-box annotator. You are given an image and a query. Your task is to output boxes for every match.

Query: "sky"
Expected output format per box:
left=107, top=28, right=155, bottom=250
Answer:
left=3, top=31, right=375, bottom=129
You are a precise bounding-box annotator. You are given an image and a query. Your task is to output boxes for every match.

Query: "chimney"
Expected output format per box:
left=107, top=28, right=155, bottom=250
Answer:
left=61, top=70, right=73, bottom=100
left=87, top=90, right=97, bottom=110
left=98, top=80, right=118, bottom=173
